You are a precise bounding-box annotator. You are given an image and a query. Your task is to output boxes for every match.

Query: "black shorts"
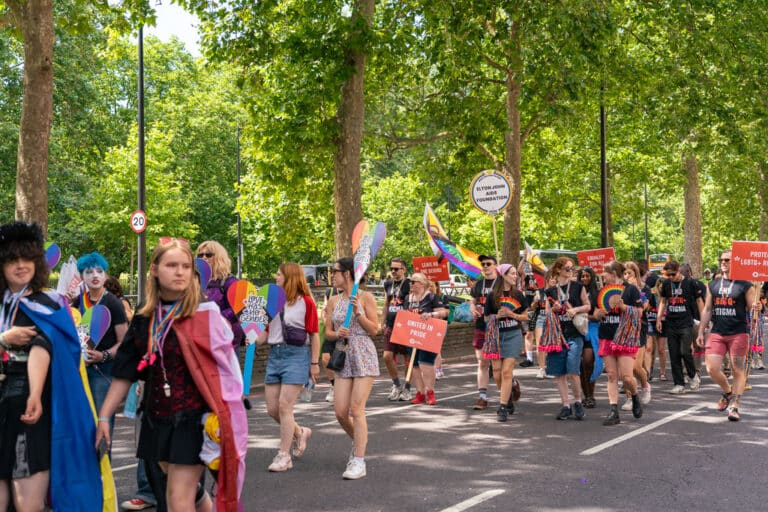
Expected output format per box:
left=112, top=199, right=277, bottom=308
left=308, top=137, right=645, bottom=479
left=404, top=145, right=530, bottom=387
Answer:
left=0, top=379, right=51, bottom=479
left=138, top=410, right=206, bottom=466
left=322, top=339, right=336, bottom=355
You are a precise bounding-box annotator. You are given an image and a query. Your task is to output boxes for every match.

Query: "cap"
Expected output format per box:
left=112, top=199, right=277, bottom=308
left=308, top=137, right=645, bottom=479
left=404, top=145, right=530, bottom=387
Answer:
left=478, top=254, right=497, bottom=264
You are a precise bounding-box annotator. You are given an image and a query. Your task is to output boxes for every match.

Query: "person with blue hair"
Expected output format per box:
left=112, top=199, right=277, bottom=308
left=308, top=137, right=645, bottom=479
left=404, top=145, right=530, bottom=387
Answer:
left=71, top=251, right=128, bottom=435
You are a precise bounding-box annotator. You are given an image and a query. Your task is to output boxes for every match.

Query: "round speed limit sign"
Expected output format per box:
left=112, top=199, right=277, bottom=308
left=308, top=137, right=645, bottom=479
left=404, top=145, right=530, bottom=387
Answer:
left=130, top=210, right=147, bottom=234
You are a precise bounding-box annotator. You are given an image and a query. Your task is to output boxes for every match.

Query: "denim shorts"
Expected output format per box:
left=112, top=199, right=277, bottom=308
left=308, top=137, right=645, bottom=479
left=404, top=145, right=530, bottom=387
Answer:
left=545, top=336, right=584, bottom=376
left=265, top=343, right=310, bottom=385
left=499, top=329, right=524, bottom=359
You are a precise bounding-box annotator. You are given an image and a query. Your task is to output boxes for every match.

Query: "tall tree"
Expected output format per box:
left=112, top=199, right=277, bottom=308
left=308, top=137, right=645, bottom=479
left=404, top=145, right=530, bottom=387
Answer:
left=3, top=0, right=54, bottom=233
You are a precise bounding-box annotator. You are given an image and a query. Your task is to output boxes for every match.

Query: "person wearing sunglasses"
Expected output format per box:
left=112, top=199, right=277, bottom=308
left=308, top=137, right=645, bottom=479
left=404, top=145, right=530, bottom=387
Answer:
left=324, top=257, right=380, bottom=479
left=543, top=257, right=591, bottom=420
left=469, top=255, right=499, bottom=410
left=656, top=260, right=704, bottom=395
left=380, top=258, right=412, bottom=402
left=195, top=241, right=244, bottom=350
left=696, top=250, right=759, bottom=421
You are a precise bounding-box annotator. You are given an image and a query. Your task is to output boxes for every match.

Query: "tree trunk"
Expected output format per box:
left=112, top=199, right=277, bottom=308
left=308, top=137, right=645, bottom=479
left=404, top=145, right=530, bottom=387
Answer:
left=758, top=162, right=768, bottom=241
left=683, top=151, right=703, bottom=276
left=8, top=0, right=54, bottom=236
left=501, top=73, right=522, bottom=265
left=333, top=0, right=374, bottom=258
left=501, top=21, right=522, bottom=266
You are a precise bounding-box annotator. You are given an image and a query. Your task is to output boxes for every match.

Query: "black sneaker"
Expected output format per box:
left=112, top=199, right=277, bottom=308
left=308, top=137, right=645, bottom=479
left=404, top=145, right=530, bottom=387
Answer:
left=556, top=405, right=572, bottom=420
left=573, top=401, right=585, bottom=420
left=603, top=407, right=620, bottom=426
left=506, top=397, right=515, bottom=415
left=497, top=405, right=508, bottom=422
left=631, top=393, right=643, bottom=419
left=519, top=359, right=534, bottom=368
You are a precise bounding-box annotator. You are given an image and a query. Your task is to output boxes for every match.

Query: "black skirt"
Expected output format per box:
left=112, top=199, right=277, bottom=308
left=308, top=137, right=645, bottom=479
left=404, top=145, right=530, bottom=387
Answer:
left=137, top=410, right=206, bottom=466
left=0, top=377, right=51, bottom=479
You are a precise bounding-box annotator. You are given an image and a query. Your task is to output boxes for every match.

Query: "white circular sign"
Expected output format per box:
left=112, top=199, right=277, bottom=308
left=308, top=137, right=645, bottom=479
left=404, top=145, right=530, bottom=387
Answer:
left=470, top=170, right=512, bottom=215
left=130, top=210, right=147, bottom=234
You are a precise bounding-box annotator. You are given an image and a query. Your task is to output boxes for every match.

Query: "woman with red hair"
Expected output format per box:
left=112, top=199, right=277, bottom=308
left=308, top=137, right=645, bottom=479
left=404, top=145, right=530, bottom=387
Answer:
left=259, top=262, right=320, bottom=472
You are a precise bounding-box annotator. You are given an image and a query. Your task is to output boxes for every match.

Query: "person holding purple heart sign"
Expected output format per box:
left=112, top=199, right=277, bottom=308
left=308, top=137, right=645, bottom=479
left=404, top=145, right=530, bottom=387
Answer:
left=71, top=251, right=128, bottom=434
left=195, top=241, right=244, bottom=350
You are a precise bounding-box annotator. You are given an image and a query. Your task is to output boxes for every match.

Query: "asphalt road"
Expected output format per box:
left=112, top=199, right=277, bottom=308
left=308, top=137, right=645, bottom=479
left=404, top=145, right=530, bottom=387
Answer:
left=109, top=358, right=768, bottom=512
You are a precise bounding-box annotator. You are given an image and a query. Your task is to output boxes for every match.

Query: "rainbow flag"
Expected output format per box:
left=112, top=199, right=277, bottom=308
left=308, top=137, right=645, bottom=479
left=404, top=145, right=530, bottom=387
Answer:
left=423, top=202, right=483, bottom=279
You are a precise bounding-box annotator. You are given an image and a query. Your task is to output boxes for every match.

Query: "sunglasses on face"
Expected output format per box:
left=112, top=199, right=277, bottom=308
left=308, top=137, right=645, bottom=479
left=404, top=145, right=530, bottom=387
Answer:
left=665, top=273, right=676, bottom=278
left=331, top=268, right=343, bottom=274
left=481, top=262, right=495, bottom=267
left=564, top=266, right=574, bottom=272
left=719, top=258, right=731, bottom=263
left=197, top=252, right=214, bottom=258
left=390, top=267, right=404, bottom=271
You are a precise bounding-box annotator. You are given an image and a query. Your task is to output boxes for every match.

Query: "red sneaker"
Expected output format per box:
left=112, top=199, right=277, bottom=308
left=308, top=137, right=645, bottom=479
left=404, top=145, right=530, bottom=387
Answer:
left=426, top=390, right=437, bottom=405
left=410, top=392, right=426, bottom=404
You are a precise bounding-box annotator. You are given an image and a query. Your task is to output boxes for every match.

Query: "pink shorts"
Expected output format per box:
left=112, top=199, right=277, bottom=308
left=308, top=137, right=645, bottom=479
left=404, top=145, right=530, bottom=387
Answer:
left=705, top=332, right=749, bottom=357
left=598, top=339, right=639, bottom=359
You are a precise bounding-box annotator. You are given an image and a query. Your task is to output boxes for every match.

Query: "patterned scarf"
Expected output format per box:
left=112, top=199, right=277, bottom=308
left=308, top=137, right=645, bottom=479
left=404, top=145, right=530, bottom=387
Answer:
left=611, top=306, right=643, bottom=353
left=482, top=314, right=501, bottom=359
left=539, top=309, right=567, bottom=353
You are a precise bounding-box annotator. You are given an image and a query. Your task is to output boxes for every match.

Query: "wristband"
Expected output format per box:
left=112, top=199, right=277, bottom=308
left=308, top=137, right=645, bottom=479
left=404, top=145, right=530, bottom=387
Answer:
left=102, top=350, right=112, bottom=362
left=98, top=416, right=110, bottom=423
left=311, top=362, right=319, bottom=365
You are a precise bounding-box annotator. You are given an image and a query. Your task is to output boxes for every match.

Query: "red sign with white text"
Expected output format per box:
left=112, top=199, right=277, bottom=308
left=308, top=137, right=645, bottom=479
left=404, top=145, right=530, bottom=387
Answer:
left=577, top=247, right=616, bottom=274
left=730, top=241, right=768, bottom=281
left=412, top=256, right=450, bottom=282
left=389, top=310, right=447, bottom=354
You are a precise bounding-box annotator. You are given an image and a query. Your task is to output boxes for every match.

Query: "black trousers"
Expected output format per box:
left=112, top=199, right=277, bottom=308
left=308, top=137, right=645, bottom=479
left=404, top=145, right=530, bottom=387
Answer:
left=666, top=326, right=697, bottom=386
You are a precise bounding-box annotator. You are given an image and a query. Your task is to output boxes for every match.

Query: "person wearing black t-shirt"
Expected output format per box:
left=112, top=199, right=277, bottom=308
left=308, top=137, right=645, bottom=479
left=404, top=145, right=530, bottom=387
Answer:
left=543, top=257, right=591, bottom=421
left=682, top=263, right=708, bottom=374
left=380, top=258, right=411, bottom=402
left=469, top=255, right=499, bottom=410
left=696, top=250, right=759, bottom=421
left=656, top=260, right=703, bottom=394
left=72, top=252, right=129, bottom=433
left=484, top=264, right=529, bottom=421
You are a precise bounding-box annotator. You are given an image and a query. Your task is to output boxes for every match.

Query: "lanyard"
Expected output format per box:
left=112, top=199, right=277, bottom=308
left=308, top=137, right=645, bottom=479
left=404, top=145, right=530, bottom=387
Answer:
left=137, top=301, right=182, bottom=371
left=1, top=286, right=28, bottom=332
left=79, top=289, right=107, bottom=315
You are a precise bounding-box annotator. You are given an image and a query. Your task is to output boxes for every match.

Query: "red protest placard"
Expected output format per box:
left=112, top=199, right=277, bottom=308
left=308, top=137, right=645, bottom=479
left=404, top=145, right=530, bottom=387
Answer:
left=730, top=241, right=768, bottom=281
left=389, top=310, right=447, bottom=354
left=577, top=247, right=616, bottom=274
left=412, top=256, right=450, bottom=282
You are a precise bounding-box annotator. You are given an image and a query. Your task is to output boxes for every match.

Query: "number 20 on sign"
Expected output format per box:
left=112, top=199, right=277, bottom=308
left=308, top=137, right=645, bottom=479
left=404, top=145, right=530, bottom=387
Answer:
left=130, top=210, right=147, bottom=234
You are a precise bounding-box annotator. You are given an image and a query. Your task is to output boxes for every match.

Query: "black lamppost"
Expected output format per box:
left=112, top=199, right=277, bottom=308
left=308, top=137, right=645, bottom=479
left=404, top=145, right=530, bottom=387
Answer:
left=600, top=88, right=608, bottom=248
left=137, top=24, right=146, bottom=302
left=236, top=126, right=243, bottom=278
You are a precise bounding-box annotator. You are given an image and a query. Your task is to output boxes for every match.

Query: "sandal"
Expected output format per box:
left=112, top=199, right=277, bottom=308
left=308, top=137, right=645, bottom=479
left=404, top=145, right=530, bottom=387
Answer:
left=660, top=373, right=668, bottom=381
left=717, top=392, right=733, bottom=412
left=727, top=407, right=740, bottom=422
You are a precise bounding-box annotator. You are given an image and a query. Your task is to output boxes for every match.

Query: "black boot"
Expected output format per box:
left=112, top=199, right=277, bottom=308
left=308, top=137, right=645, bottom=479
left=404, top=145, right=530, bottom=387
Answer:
left=603, top=405, right=620, bottom=426
left=631, top=393, right=643, bottom=419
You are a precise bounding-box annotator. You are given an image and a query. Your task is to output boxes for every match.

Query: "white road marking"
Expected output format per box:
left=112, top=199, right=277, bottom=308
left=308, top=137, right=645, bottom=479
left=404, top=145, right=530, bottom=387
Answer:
left=439, top=489, right=506, bottom=512
left=314, top=390, right=478, bottom=427
left=580, top=403, right=707, bottom=455
left=112, top=462, right=138, bottom=473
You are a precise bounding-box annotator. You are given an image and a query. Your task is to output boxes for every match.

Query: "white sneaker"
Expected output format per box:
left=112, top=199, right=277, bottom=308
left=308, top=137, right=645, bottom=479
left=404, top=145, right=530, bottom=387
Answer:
left=387, top=384, right=401, bottom=401
left=621, top=399, right=633, bottom=411
left=342, top=458, right=366, bottom=480
left=688, top=373, right=701, bottom=391
left=325, top=386, right=334, bottom=403
left=640, top=385, right=651, bottom=405
left=756, top=359, right=766, bottom=370
left=668, top=385, right=686, bottom=395
left=436, top=367, right=445, bottom=379
left=398, top=388, right=411, bottom=401
left=536, top=368, right=546, bottom=379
